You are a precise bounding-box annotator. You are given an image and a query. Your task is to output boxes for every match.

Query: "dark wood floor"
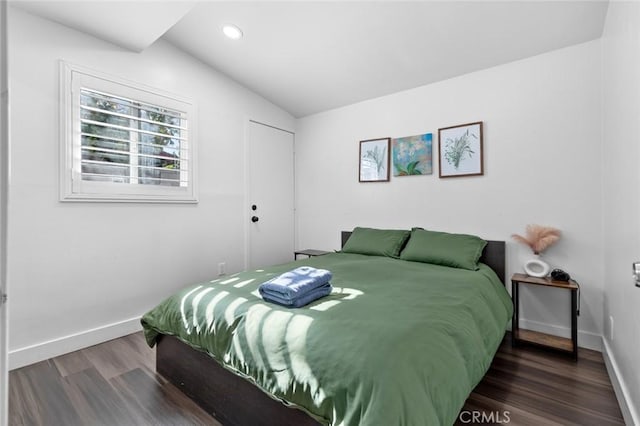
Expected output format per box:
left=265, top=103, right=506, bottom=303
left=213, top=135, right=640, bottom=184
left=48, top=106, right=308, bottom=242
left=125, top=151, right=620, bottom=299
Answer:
left=9, top=333, right=220, bottom=426
left=9, top=332, right=624, bottom=426
left=457, top=335, right=624, bottom=426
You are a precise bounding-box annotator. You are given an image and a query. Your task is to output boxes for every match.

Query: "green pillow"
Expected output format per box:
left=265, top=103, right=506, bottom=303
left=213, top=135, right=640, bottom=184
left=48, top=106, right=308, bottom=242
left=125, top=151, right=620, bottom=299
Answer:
left=400, top=228, right=487, bottom=270
left=342, top=227, right=410, bottom=258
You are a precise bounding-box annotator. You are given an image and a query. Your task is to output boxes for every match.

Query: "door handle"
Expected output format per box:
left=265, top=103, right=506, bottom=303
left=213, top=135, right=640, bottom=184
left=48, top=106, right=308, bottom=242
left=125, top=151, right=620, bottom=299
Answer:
left=251, top=216, right=259, bottom=223
left=634, top=262, right=640, bottom=287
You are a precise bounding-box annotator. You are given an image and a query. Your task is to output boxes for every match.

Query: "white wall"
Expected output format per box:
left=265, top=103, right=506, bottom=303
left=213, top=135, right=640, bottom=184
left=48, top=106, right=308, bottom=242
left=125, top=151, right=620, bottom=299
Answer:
left=296, top=41, right=604, bottom=350
left=7, top=8, right=294, bottom=368
left=602, top=1, right=640, bottom=424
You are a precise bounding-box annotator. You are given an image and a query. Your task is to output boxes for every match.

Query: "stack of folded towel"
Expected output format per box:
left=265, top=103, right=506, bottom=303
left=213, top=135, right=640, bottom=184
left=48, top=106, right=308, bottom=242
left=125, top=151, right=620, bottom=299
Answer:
left=258, top=266, right=333, bottom=308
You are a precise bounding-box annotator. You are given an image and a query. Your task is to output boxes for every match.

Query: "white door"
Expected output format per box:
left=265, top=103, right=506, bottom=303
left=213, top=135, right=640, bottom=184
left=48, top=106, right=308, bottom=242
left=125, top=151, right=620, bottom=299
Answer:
left=0, top=1, right=9, bottom=424
left=247, top=121, right=295, bottom=270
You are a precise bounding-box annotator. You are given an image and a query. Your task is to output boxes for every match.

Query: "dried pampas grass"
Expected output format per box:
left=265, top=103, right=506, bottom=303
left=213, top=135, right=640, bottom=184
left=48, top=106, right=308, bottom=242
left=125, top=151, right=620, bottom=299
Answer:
left=512, top=224, right=561, bottom=254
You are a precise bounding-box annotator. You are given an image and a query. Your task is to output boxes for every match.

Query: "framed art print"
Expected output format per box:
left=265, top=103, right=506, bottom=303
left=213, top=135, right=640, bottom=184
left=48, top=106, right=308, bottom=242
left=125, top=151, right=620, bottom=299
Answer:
left=359, top=137, right=390, bottom=182
left=438, top=122, right=483, bottom=178
left=392, top=133, right=433, bottom=176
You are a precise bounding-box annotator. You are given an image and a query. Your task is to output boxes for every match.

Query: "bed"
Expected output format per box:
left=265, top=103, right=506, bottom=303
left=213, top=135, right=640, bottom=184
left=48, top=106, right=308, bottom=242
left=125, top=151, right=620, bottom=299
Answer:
left=141, top=229, right=512, bottom=425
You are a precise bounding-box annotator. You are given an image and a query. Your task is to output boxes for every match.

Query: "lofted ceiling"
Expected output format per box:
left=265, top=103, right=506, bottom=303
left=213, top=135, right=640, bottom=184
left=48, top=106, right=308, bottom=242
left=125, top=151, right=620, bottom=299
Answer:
left=10, top=1, right=609, bottom=117
left=11, top=0, right=197, bottom=52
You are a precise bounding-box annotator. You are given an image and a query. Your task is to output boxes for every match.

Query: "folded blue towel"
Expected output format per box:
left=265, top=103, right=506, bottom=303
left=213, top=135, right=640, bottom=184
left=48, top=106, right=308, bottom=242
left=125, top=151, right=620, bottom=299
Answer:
left=258, top=266, right=332, bottom=300
left=261, top=282, right=333, bottom=308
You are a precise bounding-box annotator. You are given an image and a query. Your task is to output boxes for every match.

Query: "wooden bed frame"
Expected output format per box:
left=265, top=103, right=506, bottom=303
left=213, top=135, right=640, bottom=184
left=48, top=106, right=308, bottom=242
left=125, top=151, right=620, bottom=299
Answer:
left=156, top=233, right=506, bottom=426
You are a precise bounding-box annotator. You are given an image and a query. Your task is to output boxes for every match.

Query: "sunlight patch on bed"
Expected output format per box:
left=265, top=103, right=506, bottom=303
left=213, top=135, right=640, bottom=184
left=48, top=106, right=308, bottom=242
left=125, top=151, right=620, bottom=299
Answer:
left=180, top=285, right=203, bottom=332
left=224, top=297, right=248, bottom=326
left=205, top=291, right=230, bottom=331
left=242, top=304, right=273, bottom=369
left=220, top=277, right=240, bottom=285
left=222, top=296, right=249, bottom=366
left=311, top=287, right=363, bottom=311
left=192, top=287, right=215, bottom=333
left=230, top=332, right=246, bottom=366
left=285, top=314, right=326, bottom=403
left=332, top=287, right=364, bottom=300
left=261, top=310, right=296, bottom=391
left=310, top=300, right=341, bottom=311
left=222, top=298, right=326, bottom=404
left=233, top=279, right=255, bottom=288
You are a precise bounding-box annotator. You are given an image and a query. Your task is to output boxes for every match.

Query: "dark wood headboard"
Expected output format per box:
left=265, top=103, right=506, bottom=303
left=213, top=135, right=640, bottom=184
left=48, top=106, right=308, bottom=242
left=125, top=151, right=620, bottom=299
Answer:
left=341, top=231, right=506, bottom=285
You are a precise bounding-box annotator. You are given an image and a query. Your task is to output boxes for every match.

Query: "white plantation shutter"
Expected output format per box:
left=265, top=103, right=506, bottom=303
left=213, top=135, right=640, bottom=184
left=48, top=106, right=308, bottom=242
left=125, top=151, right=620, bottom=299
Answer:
left=60, top=62, right=197, bottom=202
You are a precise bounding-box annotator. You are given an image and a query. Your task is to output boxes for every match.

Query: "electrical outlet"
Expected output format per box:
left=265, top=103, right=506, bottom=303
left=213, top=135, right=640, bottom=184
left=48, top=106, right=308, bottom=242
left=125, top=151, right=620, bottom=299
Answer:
left=218, top=262, right=226, bottom=276
left=609, top=316, right=614, bottom=341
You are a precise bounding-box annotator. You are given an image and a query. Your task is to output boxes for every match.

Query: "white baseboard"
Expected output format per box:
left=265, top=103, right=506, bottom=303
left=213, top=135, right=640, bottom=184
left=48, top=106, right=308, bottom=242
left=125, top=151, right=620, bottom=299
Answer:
left=514, top=318, right=602, bottom=352
left=8, top=316, right=142, bottom=370
left=603, top=339, right=639, bottom=426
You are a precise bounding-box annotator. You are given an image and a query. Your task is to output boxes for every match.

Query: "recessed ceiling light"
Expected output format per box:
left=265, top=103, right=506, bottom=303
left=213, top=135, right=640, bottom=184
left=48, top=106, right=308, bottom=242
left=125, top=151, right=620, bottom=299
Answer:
left=222, top=24, right=243, bottom=40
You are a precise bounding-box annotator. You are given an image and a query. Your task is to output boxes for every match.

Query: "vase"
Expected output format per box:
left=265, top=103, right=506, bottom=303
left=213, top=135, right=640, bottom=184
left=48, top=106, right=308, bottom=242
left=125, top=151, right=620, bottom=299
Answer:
left=523, top=254, right=550, bottom=278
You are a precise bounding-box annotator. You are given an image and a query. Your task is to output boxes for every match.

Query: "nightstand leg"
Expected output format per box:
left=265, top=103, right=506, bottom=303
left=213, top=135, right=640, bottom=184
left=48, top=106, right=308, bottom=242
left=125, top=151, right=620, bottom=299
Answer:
left=512, top=281, right=519, bottom=347
left=571, top=289, right=578, bottom=360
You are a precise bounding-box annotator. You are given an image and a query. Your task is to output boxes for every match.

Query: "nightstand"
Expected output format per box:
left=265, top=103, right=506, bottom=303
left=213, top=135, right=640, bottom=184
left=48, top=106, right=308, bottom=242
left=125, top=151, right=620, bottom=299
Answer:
left=511, top=273, right=579, bottom=360
left=294, top=249, right=331, bottom=260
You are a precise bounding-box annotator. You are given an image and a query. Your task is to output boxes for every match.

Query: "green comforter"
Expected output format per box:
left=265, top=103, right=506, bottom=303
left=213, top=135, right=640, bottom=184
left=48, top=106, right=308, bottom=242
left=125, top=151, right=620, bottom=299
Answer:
left=141, top=253, right=512, bottom=426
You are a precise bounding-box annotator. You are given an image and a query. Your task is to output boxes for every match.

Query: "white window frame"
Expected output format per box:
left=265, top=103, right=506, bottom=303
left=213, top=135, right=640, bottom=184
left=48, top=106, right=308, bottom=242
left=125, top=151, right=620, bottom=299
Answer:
left=60, top=61, right=198, bottom=203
